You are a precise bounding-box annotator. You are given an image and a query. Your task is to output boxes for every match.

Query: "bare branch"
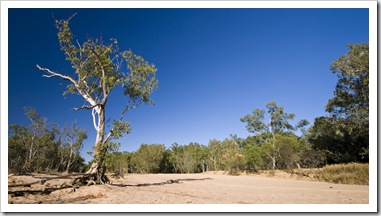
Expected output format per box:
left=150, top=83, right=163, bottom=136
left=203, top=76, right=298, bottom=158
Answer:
left=72, top=103, right=99, bottom=111
left=67, top=12, right=78, bottom=22
left=37, top=64, right=97, bottom=109
left=37, top=64, right=77, bottom=85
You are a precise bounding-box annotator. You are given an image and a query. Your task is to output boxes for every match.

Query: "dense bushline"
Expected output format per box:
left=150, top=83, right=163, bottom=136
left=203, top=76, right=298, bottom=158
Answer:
left=104, top=133, right=326, bottom=176
left=8, top=107, right=87, bottom=174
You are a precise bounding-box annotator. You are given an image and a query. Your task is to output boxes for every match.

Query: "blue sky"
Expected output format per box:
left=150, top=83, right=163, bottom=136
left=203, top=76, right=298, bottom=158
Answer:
left=8, top=8, right=369, bottom=162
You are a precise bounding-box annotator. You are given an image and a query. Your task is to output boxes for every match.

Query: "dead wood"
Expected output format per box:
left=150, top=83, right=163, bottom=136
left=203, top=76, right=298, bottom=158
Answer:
left=8, top=180, right=44, bottom=188
left=8, top=173, right=92, bottom=188
left=8, top=185, right=78, bottom=197
left=110, top=177, right=212, bottom=187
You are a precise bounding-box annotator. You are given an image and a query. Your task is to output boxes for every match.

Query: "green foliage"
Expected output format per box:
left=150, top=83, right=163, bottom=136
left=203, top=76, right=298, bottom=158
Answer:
left=274, top=134, right=300, bottom=170
left=8, top=108, right=86, bottom=173
left=104, top=151, right=131, bottom=177
left=168, top=142, right=208, bottom=173
left=242, top=145, right=263, bottom=173
left=53, top=15, right=158, bottom=110
left=207, top=139, right=223, bottom=171
left=110, top=120, right=131, bottom=140
left=298, top=146, right=327, bottom=168
left=315, top=163, right=369, bottom=185
left=241, top=102, right=309, bottom=170
left=220, top=139, right=244, bottom=175
left=130, top=144, right=165, bottom=174
left=309, top=43, right=369, bottom=164
left=241, top=101, right=309, bottom=135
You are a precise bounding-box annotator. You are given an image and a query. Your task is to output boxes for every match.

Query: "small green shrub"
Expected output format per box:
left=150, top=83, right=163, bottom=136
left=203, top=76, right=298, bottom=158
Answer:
left=315, top=163, right=368, bottom=185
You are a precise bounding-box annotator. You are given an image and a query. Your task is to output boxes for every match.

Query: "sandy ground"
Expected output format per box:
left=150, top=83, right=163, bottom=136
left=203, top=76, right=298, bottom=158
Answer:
left=8, top=171, right=368, bottom=204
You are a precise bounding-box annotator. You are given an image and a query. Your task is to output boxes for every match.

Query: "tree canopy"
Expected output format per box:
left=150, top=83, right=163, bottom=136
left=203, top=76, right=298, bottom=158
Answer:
left=309, top=43, right=369, bottom=163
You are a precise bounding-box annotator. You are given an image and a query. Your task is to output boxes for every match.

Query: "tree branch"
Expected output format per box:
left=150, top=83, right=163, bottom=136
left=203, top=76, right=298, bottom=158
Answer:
left=103, top=97, right=142, bottom=144
left=72, top=103, right=99, bottom=111
left=37, top=64, right=77, bottom=85
left=37, top=64, right=98, bottom=111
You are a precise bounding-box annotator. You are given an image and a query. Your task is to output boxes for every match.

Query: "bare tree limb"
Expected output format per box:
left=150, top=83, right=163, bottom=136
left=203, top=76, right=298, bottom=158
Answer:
left=72, top=103, right=99, bottom=111
left=37, top=64, right=77, bottom=85
left=37, top=64, right=99, bottom=112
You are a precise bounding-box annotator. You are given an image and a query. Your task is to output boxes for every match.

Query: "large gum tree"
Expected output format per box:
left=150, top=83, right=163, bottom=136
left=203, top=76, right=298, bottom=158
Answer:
left=37, top=14, right=158, bottom=183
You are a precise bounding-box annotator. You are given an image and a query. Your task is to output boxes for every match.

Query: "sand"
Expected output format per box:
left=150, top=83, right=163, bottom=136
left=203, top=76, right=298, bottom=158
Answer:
left=8, top=171, right=369, bottom=204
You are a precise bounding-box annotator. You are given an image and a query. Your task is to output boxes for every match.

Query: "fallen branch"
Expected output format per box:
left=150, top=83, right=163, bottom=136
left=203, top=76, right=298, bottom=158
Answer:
left=110, top=177, right=212, bottom=187
left=8, top=180, right=44, bottom=188
left=8, top=185, right=78, bottom=196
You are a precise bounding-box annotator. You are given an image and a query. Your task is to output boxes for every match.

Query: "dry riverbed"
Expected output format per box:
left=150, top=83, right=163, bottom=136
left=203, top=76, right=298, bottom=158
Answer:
left=8, top=171, right=368, bottom=204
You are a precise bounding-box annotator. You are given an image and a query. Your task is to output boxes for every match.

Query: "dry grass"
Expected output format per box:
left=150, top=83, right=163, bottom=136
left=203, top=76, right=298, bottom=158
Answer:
left=79, top=193, right=107, bottom=200
left=315, top=163, right=369, bottom=185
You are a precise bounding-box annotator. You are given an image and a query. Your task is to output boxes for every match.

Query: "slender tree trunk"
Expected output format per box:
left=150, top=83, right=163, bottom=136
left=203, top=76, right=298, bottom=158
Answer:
left=66, top=146, right=74, bottom=173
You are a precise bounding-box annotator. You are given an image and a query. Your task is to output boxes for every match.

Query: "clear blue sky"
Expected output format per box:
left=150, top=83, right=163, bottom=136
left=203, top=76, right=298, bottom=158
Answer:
left=8, top=8, right=369, bottom=162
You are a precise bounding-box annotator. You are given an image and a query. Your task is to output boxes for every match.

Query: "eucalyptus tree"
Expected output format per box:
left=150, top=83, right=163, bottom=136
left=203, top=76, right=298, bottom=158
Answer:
left=240, top=101, right=309, bottom=169
left=310, top=43, right=369, bottom=163
left=131, top=144, right=165, bottom=174
left=22, top=107, right=49, bottom=171
left=208, top=139, right=223, bottom=171
left=37, top=15, right=158, bottom=183
left=61, top=122, right=87, bottom=173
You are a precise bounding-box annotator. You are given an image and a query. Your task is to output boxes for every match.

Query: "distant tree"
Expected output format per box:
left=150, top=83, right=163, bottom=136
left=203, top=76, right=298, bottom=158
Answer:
left=240, top=101, right=309, bottom=169
left=23, top=107, right=48, bottom=171
left=310, top=43, right=369, bottom=163
left=104, top=151, right=131, bottom=177
left=242, top=145, right=263, bottom=173
left=8, top=108, right=86, bottom=173
left=9, top=124, right=30, bottom=173
left=273, top=134, right=301, bottom=170
left=220, top=139, right=244, bottom=175
left=198, top=145, right=210, bottom=172
left=168, top=142, right=204, bottom=173
left=131, top=144, right=165, bottom=174
left=61, top=122, right=87, bottom=173
left=37, top=15, right=158, bottom=183
left=207, top=139, right=223, bottom=171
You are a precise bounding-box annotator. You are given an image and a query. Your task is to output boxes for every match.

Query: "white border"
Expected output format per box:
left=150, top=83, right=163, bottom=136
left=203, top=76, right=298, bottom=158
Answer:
left=1, top=0, right=377, bottom=213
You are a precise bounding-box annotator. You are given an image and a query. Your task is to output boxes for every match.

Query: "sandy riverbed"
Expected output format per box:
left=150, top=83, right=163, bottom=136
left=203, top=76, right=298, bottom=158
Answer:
left=8, top=171, right=368, bottom=205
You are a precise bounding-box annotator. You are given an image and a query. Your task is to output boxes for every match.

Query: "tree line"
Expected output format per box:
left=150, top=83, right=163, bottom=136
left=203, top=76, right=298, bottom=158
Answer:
left=103, top=101, right=323, bottom=176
